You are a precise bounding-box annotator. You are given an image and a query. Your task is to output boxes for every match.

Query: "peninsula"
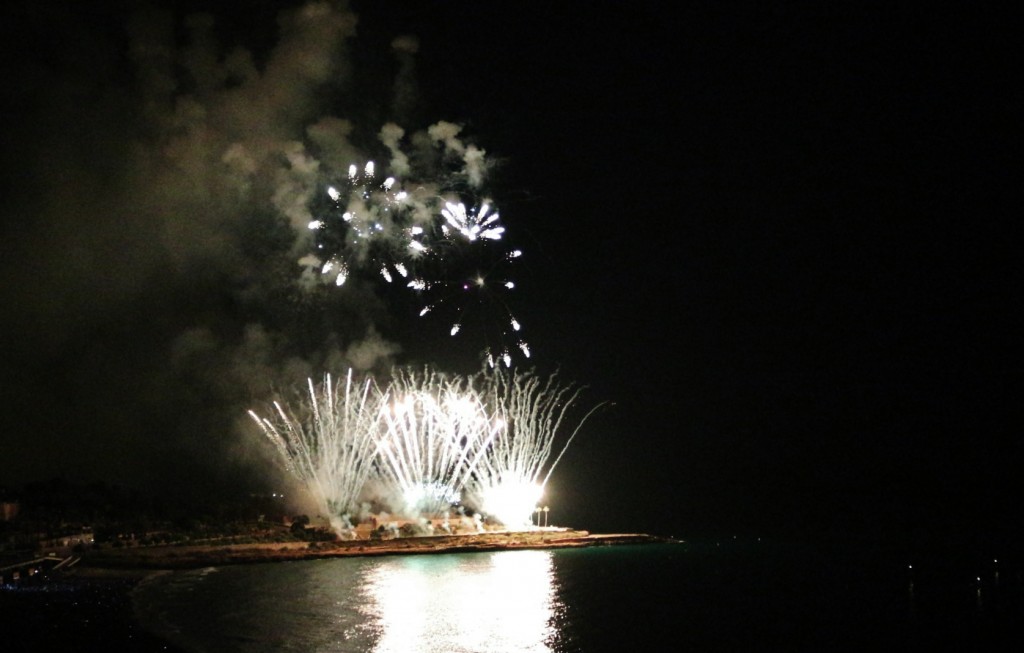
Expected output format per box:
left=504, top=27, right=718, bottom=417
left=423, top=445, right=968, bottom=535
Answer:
left=76, top=528, right=680, bottom=571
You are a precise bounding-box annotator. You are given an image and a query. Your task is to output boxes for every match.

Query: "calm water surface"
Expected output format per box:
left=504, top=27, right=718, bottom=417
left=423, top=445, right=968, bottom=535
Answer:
left=133, top=540, right=1023, bottom=652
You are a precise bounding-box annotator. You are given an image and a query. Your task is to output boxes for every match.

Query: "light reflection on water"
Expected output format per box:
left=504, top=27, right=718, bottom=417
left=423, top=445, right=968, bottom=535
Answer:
left=359, top=550, right=559, bottom=653
left=134, top=542, right=1024, bottom=652
left=136, top=550, right=562, bottom=653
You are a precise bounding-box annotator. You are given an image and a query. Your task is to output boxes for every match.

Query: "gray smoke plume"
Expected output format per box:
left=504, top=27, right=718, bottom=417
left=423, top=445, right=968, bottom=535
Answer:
left=0, top=1, right=496, bottom=502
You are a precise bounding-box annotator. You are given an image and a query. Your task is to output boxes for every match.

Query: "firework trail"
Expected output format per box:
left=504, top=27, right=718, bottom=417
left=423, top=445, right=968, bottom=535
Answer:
left=374, top=366, right=503, bottom=516
left=247, top=369, right=384, bottom=533
left=249, top=366, right=604, bottom=531
left=412, top=211, right=529, bottom=368
left=464, top=367, right=606, bottom=528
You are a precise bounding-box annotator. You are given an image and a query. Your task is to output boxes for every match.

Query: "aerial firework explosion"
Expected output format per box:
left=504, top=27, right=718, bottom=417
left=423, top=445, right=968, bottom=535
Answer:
left=302, top=147, right=529, bottom=368
left=303, top=161, right=424, bottom=289
left=0, top=1, right=604, bottom=514
left=248, top=366, right=604, bottom=533
left=196, top=5, right=596, bottom=533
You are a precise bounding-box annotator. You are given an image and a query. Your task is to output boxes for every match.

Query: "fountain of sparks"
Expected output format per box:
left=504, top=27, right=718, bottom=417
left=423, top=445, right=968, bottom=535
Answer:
left=374, top=367, right=505, bottom=517
left=248, top=366, right=604, bottom=532
left=247, top=370, right=384, bottom=535
left=463, top=367, right=607, bottom=528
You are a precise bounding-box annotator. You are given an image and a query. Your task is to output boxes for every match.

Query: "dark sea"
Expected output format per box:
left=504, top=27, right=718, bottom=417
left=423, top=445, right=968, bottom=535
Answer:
left=131, top=537, right=1024, bottom=652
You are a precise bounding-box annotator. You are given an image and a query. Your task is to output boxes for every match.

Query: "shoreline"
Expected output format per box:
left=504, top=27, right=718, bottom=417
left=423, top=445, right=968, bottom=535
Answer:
left=4, top=529, right=678, bottom=651
left=4, top=532, right=679, bottom=653
left=76, top=529, right=681, bottom=572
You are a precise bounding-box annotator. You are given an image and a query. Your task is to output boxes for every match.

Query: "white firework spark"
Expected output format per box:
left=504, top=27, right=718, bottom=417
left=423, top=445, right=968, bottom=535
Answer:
left=248, top=366, right=604, bottom=531
left=307, top=160, right=422, bottom=287
left=374, top=367, right=502, bottom=516
left=247, top=370, right=384, bottom=532
left=440, top=201, right=505, bottom=241
left=300, top=140, right=528, bottom=365
left=464, top=367, right=605, bottom=527
left=412, top=245, right=529, bottom=367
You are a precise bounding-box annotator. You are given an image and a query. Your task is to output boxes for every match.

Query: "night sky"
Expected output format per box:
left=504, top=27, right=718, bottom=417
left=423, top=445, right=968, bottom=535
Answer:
left=1, top=1, right=1018, bottom=546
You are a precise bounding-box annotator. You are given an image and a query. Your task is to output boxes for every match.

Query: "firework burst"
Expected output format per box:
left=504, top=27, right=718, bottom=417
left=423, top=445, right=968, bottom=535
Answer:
left=463, top=366, right=605, bottom=527
left=306, top=161, right=426, bottom=287
left=248, top=366, right=604, bottom=532
left=439, top=200, right=504, bottom=241
left=300, top=128, right=530, bottom=366
left=247, top=370, right=384, bottom=532
left=411, top=211, right=528, bottom=368
left=374, top=367, right=503, bottom=516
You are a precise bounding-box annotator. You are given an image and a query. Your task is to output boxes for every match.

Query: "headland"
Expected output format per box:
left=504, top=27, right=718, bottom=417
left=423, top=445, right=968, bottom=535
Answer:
left=76, top=528, right=680, bottom=571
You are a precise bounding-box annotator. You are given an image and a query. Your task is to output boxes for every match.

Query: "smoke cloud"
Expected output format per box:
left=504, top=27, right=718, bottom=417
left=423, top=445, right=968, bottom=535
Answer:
left=0, top=1, right=498, bottom=501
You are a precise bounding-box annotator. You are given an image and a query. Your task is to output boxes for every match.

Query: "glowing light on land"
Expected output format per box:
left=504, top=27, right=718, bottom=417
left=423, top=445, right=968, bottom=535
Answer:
left=464, top=367, right=605, bottom=525
left=479, top=481, right=544, bottom=529
left=402, top=483, right=461, bottom=514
